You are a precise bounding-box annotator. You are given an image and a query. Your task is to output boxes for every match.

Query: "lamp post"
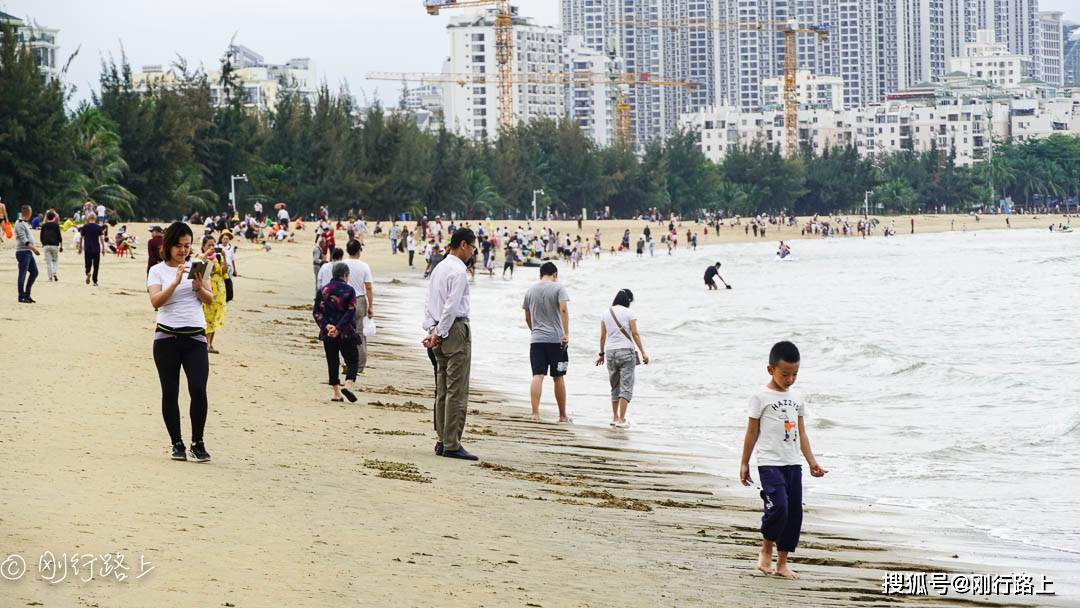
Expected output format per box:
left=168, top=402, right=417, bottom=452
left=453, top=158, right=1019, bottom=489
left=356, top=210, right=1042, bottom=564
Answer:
left=532, top=189, right=544, bottom=221
left=230, top=174, right=249, bottom=216
left=864, top=190, right=872, bottom=219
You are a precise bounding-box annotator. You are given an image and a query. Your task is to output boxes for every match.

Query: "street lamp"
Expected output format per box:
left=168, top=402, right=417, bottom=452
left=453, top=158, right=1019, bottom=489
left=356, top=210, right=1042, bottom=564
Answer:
left=532, top=189, right=544, bottom=221
left=230, top=174, right=249, bottom=216
left=864, top=190, right=872, bottom=219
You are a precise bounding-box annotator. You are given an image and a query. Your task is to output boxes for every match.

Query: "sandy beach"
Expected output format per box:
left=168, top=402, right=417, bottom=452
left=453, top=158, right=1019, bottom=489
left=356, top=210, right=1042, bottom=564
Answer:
left=0, top=212, right=1071, bottom=607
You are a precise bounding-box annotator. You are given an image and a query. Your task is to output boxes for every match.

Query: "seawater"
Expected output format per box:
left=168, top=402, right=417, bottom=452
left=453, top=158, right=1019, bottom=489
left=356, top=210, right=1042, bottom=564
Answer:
left=383, top=228, right=1080, bottom=586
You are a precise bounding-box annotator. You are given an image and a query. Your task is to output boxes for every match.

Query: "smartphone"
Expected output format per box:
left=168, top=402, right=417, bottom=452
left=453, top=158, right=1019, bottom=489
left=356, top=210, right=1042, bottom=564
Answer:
left=188, top=260, right=207, bottom=279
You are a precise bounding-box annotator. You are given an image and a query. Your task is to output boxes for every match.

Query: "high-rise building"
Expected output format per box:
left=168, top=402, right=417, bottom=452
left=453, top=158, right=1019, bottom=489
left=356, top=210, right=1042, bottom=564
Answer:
left=896, top=0, right=972, bottom=89
left=561, top=0, right=716, bottom=146
left=564, top=35, right=616, bottom=147
left=1065, top=24, right=1080, bottom=85
left=443, top=9, right=564, bottom=141
left=1034, top=11, right=1064, bottom=86
left=559, top=0, right=1058, bottom=144
left=993, top=0, right=1037, bottom=68
left=0, top=11, right=60, bottom=82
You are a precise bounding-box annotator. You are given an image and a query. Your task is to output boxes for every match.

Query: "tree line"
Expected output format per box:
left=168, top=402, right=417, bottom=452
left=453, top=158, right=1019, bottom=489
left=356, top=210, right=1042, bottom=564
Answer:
left=2, top=28, right=1079, bottom=222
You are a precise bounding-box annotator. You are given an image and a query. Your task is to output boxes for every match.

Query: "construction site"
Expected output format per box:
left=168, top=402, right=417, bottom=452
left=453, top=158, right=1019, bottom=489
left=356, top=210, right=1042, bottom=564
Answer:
left=368, top=1, right=828, bottom=156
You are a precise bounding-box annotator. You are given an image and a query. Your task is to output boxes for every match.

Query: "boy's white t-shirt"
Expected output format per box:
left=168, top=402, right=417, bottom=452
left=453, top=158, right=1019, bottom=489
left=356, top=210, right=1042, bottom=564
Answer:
left=602, top=305, right=637, bottom=352
left=147, top=261, right=207, bottom=329
left=748, top=388, right=806, bottom=466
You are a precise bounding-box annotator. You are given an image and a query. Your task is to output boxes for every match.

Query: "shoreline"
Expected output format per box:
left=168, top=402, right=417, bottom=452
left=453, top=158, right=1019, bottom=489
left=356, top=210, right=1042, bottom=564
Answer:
left=378, top=232, right=1080, bottom=603
left=0, top=216, right=1073, bottom=606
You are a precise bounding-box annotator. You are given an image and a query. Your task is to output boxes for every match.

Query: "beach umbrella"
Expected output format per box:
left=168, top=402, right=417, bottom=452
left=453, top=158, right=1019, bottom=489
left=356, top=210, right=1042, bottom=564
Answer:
left=274, top=202, right=287, bottom=210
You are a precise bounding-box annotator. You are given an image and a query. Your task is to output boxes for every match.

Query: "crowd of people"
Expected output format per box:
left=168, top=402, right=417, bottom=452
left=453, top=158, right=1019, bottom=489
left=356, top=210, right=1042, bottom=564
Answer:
left=13, top=199, right=1074, bottom=582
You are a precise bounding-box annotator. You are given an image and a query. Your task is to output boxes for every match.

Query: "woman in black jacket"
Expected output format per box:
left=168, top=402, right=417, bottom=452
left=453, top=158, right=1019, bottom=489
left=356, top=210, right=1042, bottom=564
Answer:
left=39, top=209, right=63, bottom=282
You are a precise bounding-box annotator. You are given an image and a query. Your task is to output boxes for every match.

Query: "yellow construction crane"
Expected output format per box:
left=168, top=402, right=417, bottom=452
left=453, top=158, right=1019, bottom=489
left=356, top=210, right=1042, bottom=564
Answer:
left=424, top=0, right=515, bottom=130
left=366, top=70, right=695, bottom=148
left=615, top=18, right=829, bottom=157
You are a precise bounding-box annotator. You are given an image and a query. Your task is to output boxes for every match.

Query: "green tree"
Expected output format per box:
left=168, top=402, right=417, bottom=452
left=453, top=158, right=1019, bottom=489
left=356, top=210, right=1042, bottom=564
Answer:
left=0, top=23, right=73, bottom=209
left=60, top=104, right=136, bottom=216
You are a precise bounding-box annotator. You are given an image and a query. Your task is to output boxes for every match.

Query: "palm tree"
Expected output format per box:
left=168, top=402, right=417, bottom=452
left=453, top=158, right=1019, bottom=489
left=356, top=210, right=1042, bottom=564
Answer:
left=169, top=167, right=219, bottom=217
left=460, top=169, right=502, bottom=219
left=61, top=105, right=137, bottom=216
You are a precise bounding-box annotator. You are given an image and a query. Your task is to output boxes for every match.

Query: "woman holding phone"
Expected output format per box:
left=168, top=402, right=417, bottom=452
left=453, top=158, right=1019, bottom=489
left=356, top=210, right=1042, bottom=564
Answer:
left=147, top=222, right=215, bottom=462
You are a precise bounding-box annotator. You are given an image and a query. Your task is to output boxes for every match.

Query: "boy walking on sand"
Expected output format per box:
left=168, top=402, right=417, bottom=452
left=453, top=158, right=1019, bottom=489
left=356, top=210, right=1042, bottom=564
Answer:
left=739, top=341, right=827, bottom=579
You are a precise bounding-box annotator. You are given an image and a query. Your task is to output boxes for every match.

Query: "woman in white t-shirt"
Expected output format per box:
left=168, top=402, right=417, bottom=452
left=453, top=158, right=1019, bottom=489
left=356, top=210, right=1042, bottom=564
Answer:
left=595, top=289, right=650, bottom=428
left=147, top=222, right=216, bottom=463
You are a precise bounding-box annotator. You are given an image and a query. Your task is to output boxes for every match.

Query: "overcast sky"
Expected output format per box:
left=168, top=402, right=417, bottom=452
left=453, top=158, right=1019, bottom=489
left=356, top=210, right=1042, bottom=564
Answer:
left=1, top=0, right=559, bottom=108
left=4, top=0, right=1077, bottom=109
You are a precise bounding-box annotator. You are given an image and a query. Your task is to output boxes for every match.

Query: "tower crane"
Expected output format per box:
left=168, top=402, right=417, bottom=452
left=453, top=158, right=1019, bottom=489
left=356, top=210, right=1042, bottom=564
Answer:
left=424, top=1, right=515, bottom=130
left=615, top=18, right=829, bottom=157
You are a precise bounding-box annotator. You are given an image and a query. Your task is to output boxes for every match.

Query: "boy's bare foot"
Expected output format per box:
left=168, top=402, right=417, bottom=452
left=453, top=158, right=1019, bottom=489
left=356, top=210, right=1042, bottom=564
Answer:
left=757, top=547, right=774, bottom=575
left=774, top=564, right=800, bottom=579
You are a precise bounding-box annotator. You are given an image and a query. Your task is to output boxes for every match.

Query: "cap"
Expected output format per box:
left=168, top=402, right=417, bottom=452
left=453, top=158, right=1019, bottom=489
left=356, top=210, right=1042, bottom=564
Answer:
left=149, top=225, right=163, bottom=233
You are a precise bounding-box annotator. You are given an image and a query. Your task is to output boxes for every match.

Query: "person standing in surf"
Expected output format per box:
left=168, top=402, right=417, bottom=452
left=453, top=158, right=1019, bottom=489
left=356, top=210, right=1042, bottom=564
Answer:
left=739, top=341, right=827, bottom=579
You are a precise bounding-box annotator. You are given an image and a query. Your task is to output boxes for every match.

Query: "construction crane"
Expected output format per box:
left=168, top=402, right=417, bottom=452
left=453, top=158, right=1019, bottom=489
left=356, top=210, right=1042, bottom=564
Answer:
left=366, top=70, right=696, bottom=148
left=615, top=18, right=829, bottom=157
left=424, top=0, right=515, bottom=130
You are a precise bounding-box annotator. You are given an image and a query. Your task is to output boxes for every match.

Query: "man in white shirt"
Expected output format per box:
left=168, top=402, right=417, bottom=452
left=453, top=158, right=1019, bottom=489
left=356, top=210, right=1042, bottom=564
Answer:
left=422, top=228, right=477, bottom=461
left=277, top=207, right=289, bottom=228
left=344, top=239, right=374, bottom=373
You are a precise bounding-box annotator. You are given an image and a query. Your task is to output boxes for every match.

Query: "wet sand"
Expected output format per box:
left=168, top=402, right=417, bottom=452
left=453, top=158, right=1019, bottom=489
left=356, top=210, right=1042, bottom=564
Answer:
left=0, top=213, right=1070, bottom=606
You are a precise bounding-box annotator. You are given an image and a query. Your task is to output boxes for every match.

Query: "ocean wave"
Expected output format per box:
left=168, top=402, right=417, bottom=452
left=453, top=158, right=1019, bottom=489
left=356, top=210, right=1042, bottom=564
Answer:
left=888, top=361, right=927, bottom=376
left=666, top=316, right=778, bottom=332
left=1036, top=255, right=1080, bottom=265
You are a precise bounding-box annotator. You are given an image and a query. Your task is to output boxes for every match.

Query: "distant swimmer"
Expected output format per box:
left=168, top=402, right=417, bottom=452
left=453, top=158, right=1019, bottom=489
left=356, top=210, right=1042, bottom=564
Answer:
left=777, top=241, right=791, bottom=260
left=704, top=262, right=731, bottom=290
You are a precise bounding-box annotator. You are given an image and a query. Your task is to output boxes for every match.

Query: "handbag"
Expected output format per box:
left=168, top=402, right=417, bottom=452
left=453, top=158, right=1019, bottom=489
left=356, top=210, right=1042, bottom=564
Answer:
left=608, top=307, right=642, bottom=366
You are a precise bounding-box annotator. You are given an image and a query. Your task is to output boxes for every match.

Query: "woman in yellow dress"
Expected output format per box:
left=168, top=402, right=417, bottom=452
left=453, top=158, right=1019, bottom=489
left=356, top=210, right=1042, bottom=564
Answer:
left=199, top=235, right=228, bottom=354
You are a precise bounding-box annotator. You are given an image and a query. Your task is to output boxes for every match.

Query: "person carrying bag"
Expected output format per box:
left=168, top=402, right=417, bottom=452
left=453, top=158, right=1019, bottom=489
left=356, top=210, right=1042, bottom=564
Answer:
left=595, top=289, right=649, bottom=428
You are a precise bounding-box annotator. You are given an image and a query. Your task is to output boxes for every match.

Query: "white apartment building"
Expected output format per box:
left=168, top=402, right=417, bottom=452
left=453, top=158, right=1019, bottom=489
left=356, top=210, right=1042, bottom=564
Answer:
left=1034, top=11, right=1064, bottom=86
left=684, top=89, right=1080, bottom=166
left=443, top=9, right=564, bottom=141
left=0, top=11, right=60, bottom=82
left=133, top=45, right=315, bottom=113
left=948, top=29, right=1024, bottom=87
left=762, top=70, right=845, bottom=111
left=564, top=35, right=615, bottom=147
left=397, top=84, right=445, bottom=132
left=209, top=45, right=316, bottom=112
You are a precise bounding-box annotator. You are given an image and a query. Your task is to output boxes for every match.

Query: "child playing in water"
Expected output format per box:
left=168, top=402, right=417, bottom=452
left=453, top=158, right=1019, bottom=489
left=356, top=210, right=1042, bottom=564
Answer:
left=739, top=341, right=827, bottom=579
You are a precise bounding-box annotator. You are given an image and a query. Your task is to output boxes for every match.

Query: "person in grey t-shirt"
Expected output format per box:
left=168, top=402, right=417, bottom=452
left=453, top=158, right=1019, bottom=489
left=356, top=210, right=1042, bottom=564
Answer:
left=522, top=261, right=571, bottom=422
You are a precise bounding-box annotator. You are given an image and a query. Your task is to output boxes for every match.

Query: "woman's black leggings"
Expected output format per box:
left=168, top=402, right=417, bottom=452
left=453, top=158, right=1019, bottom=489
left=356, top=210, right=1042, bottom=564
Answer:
left=153, top=336, right=209, bottom=445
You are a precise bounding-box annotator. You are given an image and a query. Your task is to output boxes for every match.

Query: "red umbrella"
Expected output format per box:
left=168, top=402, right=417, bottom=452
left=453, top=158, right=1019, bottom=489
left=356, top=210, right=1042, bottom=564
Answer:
left=274, top=202, right=287, bottom=210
